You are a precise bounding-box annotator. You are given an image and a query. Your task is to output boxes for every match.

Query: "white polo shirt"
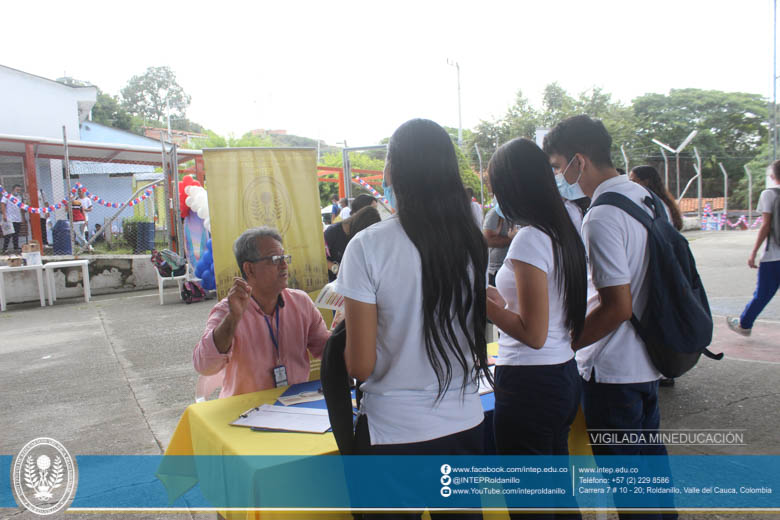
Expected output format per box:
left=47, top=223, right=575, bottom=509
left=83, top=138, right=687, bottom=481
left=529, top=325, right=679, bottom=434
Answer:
left=576, top=175, right=663, bottom=384
left=335, top=216, right=484, bottom=445
left=757, top=187, right=780, bottom=263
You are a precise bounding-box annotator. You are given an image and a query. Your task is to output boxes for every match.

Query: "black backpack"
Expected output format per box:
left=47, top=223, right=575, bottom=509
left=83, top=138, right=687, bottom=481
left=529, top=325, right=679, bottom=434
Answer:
left=320, top=320, right=364, bottom=455
left=591, top=190, right=723, bottom=378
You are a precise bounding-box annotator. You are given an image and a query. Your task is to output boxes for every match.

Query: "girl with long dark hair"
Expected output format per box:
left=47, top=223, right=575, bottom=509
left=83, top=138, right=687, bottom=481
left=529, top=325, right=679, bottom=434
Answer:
left=335, top=119, right=491, bottom=513
left=629, top=165, right=683, bottom=231
left=487, top=138, right=587, bottom=503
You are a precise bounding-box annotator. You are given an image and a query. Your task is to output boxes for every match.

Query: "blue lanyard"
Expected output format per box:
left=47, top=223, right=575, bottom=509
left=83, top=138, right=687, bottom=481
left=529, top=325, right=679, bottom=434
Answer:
left=263, top=304, right=281, bottom=357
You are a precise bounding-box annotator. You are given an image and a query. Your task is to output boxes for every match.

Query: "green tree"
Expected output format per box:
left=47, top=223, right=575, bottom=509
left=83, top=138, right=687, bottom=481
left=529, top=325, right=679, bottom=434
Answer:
left=91, top=90, right=134, bottom=131
left=121, top=66, right=191, bottom=122
left=539, top=83, right=576, bottom=128
left=189, top=131, right=272, bottom=149
left=631, top=89, right=768, bottom=201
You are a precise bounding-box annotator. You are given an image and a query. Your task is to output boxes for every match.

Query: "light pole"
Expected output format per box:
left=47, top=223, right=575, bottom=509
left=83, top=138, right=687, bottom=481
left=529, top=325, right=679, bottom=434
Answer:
left=475, top=144, right=484, bottom=208
left=718, top=162, right=728, bottom=223
left=744, top=165, right=753, bottom=224
left=651, top=130, right=697, bottom=198
left=447, top=59, right=462, bottom=148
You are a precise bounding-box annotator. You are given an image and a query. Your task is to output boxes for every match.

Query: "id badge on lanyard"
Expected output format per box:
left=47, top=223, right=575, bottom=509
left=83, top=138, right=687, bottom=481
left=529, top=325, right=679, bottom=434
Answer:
left=273, top=365, right=288, bottom=387
left=264, top=304, right=287, bottom=388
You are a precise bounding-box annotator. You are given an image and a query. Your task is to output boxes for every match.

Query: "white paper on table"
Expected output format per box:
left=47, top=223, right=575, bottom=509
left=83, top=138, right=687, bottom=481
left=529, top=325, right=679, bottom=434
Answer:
left=313, top=282, right=345, bottom=311
left=230, top=404, right=331, bottom=433
left=477, top=365, right=496, bottom=396
left=276, top=391, right=324, bottom=406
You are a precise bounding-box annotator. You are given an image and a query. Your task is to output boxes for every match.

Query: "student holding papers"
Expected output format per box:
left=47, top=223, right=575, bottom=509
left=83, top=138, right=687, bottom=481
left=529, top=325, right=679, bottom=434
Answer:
left=336, top=119, right=492, bottom=474
left=486, top=138, right=587, bottom=470
left=193, top=227, right=330, bottom=397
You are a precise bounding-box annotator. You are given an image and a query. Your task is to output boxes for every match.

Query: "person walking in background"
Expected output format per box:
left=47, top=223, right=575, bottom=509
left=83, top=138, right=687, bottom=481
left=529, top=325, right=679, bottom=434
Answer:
left=487, top=138, right=587, bottom=520
left=336, top=119, right=490, bottom=519
left=727, top=160, right=780, bottom=336
left=70, top=195, right=93, bottom=252
left=1, top=184, right=24, bottom=253
left=337, top=197, right=351, bottom=220
left=630, top=165, right=684, bottom=231
left=78, top=187, right=93, bottom=241
left=330, top=194, right=340, bottom=221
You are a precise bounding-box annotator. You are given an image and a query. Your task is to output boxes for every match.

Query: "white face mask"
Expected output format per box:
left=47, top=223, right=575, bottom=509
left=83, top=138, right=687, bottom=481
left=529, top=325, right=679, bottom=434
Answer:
left=554, top=156, right=586, bottom=200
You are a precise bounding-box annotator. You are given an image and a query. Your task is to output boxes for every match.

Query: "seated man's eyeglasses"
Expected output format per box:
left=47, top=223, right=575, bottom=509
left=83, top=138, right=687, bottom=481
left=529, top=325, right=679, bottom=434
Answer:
left=254, top=254, right=292, bottom=265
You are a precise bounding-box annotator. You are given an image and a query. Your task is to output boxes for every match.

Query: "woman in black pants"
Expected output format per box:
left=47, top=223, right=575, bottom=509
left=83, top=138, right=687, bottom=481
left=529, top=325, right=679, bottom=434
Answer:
left=336, top=119, right=492, bottom=519
left=487, top=138, right=588, bottom=519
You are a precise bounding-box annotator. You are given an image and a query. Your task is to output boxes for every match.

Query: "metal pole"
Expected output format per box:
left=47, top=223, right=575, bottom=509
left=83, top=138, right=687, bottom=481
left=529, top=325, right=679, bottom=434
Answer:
left=660, top=147, right=669, bottom=190
left=774, top=0, right=777, bottom=161
left=171, top=143, right=184, bottom=254
left=718, top=162, right=728, bottom=224
left=447, top=59, right=462, bottom=148
left=475, top=144, right=484, bottom=208
left=694, top=147, right=703, bottom=220
left=745, top=165, right=753, bottom=224
left=159, top=134, right=172, bottom=249
left=456, top=62, right=462, bottom=148
left=679, top=173, right=700, bottom=202
left=342, top=148, right=351, bottom=201
left=62, top=126, right=75, bottom=255
left=620, top=144, right=629, bottom=173
left=676, top=153, right=681, bottom=199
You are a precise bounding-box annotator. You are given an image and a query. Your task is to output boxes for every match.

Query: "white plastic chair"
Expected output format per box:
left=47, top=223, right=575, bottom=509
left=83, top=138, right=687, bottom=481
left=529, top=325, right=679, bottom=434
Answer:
left=195, top=368, right=225, bottom=402
left=156, top=263, right=197, bottom=305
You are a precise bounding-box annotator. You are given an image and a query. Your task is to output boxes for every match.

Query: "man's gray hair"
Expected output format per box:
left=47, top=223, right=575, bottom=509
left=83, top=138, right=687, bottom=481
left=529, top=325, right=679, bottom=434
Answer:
left=233, top=227, right=283, bottom=276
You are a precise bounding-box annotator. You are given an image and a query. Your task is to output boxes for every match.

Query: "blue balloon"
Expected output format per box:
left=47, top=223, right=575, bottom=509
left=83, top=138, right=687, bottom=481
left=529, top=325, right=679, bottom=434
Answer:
left=194, top=262, right=205, bottom=278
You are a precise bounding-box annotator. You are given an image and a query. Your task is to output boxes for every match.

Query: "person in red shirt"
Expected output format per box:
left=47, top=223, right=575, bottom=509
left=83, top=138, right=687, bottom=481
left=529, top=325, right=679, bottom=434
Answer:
left=193, top=227, right=330, bottom=397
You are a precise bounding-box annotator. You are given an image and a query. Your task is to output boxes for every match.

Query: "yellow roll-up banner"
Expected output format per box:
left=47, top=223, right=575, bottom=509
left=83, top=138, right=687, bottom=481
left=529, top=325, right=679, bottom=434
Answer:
left=203, top=148, right=328, bottom=300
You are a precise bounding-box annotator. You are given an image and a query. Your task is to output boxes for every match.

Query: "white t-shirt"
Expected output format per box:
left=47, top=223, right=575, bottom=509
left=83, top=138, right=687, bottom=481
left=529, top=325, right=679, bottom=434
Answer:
left=79, top=196, right=93, bottom=222
left=335, top=216, right=483, bottom=445
left=495, top=225, right=576, bottom=366
left=757, top=187, right=780, bottom=263
left=339, top=206, right=351, bottom=220
left=1, top=194, right=22, bottom=223
left=575, top=175, right=663, bottom=384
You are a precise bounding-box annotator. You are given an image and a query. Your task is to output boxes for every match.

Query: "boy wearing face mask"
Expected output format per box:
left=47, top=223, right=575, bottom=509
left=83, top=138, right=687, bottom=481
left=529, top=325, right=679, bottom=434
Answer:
left=544, top=116, right=675, bottom=520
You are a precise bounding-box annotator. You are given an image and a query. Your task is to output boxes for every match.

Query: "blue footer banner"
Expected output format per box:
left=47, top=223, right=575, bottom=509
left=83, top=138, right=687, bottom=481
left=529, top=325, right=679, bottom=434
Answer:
left=1, top=455, right=778, bottom=512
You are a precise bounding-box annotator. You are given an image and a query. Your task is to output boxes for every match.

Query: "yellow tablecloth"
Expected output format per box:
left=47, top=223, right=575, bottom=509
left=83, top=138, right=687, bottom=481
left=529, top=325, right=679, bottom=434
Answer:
left=160, top=343, right=592, bottom=519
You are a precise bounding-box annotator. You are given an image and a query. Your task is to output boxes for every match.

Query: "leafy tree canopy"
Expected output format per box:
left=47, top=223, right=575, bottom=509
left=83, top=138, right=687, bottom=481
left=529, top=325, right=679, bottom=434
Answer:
left=120, top=66, right=191, bottom=122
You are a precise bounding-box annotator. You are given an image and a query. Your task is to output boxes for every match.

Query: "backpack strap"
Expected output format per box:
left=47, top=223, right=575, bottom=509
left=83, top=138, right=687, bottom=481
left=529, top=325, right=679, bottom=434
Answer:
left=590, top=191, right=654, bottom=355
left=591, top=191, right=654, bottom=230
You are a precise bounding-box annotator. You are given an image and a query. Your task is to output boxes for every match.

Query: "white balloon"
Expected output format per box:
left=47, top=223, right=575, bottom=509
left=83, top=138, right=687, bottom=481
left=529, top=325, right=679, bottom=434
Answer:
left=197, top=206, right=208, bottom=219
left=185, top=196, right=194, bottom=208
left=184, top=186, right=194, bottom=196
left=203, top=217, right=210, bottom=232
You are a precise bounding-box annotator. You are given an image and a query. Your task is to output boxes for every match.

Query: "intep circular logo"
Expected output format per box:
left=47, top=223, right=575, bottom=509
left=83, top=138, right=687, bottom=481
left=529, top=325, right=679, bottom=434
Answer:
left=242, top=175, right=292, bottom=234
left=12, top=437, right=78, bottom=515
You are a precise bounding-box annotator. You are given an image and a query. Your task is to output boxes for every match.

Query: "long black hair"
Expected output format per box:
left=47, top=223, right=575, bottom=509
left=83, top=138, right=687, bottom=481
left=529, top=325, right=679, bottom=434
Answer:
left=488, top=138, right=587, bottom=342
left=630, top=165, right=683, bottom=231
left=387, top=118, right=491, bottom=398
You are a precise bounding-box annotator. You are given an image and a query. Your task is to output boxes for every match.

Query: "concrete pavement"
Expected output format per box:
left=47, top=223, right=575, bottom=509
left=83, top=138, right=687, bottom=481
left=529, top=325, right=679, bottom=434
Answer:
left=0, top=229, right=778, bottom=519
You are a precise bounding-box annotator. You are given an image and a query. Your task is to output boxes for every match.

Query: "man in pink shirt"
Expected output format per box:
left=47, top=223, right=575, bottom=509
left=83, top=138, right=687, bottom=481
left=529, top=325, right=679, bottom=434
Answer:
left=194, top=227, right=330, bottom=397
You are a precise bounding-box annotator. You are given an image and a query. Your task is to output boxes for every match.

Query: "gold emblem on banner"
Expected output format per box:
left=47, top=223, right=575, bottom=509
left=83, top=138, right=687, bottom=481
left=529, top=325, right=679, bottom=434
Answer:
left=242, top=176, right=292, bottom=234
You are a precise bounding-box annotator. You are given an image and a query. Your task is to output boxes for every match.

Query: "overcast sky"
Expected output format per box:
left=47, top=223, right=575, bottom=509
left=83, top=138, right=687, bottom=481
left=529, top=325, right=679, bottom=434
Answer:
left=1, top=0, right=775, bottom=146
